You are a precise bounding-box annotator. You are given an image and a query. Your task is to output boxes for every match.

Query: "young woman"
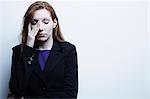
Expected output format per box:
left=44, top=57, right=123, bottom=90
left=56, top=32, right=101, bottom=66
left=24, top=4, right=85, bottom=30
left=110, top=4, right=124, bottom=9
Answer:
left=9, top=1, right=78, bottom=98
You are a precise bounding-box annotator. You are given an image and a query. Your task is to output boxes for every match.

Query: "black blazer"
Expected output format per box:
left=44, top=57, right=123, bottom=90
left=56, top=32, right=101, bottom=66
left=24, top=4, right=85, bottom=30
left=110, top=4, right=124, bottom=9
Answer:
left=9, top=41, right=78, bottom=98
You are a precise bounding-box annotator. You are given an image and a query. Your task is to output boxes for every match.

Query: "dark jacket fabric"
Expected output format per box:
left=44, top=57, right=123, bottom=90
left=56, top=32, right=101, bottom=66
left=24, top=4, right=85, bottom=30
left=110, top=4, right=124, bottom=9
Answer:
left=9, top=41, right=78, bottom=99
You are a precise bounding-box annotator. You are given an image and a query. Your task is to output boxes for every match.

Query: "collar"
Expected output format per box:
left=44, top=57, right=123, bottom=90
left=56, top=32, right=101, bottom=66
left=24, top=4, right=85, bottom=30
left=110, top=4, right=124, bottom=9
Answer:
left=51, top=40, right=62, bottom=52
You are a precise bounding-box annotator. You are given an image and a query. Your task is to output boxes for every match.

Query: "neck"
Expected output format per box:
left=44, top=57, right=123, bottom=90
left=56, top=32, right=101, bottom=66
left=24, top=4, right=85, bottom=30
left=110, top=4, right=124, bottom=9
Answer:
left=38, top=37, right=53, bottom=50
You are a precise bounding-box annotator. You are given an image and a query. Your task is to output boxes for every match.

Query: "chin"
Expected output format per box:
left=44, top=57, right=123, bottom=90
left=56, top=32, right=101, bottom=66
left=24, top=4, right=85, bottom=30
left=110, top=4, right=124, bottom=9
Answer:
left=37, top=37, right=48, bottom=42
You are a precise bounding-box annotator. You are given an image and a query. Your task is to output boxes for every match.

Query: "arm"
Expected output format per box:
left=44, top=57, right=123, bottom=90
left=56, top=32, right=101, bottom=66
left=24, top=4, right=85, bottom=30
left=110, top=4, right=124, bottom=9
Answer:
left=9, top=45, right=36, bottom=98
left=64, top=45, right=78, bottom=98
left=9, top=23, right=39, bottom=97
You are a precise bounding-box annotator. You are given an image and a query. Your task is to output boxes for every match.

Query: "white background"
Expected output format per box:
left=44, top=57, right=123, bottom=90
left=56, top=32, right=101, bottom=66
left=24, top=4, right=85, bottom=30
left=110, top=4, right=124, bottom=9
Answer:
left=0, top=0, right=150, bottom=99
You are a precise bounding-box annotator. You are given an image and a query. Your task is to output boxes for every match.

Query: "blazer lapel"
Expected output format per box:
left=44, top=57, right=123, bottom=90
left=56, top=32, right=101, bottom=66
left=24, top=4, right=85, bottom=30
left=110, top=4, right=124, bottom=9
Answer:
left=30, top=41, right=64, bottom=86
left=33, top=54, right=48, bottom=85
left=44, top=41, right=64, bottom=73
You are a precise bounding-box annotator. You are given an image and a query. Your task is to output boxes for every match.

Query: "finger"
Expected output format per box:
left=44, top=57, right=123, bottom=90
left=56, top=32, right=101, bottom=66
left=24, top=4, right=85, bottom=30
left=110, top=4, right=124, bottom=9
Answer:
left=32, top=23, right=40, bottom=36
left=28, top=23, right=31, bottom=34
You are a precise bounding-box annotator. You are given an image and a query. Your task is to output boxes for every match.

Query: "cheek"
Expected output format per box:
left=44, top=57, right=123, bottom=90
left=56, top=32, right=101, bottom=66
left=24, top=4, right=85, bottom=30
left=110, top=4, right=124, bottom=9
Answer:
left=44, top=24, right=53, bottom=31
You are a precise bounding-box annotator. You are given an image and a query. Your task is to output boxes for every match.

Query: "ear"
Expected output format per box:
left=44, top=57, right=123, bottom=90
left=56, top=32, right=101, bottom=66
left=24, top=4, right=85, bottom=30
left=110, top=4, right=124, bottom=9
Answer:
left=53, top=18, right=57, bottom=28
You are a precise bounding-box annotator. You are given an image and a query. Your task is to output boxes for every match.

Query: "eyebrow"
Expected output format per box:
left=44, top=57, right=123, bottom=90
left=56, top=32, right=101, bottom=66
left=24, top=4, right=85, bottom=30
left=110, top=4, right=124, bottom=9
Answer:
left=32, top=18, right=50, bottom=20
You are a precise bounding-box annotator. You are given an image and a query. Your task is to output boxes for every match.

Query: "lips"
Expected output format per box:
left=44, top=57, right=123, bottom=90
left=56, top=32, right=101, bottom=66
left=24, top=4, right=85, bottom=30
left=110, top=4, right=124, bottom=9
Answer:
left=37, top=34, right=45, bottom=38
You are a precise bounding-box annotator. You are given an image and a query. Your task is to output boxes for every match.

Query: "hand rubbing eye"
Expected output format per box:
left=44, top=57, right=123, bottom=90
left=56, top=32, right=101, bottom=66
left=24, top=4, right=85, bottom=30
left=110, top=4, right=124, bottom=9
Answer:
left=31, top=20, right=38, bottom=25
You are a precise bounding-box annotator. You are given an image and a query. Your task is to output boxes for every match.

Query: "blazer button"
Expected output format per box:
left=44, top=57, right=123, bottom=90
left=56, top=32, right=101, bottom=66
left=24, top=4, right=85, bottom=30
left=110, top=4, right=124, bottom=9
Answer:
left=42, top=87, right=46, bottom=91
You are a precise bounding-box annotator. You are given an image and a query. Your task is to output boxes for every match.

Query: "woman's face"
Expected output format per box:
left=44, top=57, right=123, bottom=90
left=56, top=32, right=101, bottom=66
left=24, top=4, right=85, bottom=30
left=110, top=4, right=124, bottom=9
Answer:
left=31, top=9, right=57, bottom=42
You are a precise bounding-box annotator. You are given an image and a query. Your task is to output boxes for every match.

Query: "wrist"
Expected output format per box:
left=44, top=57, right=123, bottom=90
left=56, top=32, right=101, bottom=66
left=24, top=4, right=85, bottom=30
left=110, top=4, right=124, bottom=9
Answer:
left=26, top=36, right=35, bottom=48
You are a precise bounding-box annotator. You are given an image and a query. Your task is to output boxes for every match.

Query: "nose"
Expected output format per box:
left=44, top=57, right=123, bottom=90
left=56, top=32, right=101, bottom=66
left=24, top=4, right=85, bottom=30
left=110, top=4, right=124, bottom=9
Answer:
left=38, top=29, right=43, bottom=33
left=38, top=24, right=43, bottom=33
left=38, top=22, right=44, bottom=30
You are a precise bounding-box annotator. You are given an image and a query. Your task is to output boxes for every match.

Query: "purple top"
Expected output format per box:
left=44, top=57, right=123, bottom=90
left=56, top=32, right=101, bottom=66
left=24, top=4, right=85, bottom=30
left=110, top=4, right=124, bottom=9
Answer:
left=38, top=50, right=50, bottom=71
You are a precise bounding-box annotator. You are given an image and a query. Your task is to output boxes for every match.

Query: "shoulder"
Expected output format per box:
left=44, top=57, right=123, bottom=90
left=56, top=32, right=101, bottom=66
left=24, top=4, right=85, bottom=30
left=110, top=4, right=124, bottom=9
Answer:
left=12, top=44, right=21, bottom=51
left=11, top=44, right=22, bottom=57
left=60, top=41, right=76, bottom=52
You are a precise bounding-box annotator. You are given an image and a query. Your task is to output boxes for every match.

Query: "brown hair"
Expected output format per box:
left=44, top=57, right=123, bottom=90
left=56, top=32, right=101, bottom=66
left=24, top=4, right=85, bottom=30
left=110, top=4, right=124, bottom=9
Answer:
left=21, top=1, right=64, bottom=47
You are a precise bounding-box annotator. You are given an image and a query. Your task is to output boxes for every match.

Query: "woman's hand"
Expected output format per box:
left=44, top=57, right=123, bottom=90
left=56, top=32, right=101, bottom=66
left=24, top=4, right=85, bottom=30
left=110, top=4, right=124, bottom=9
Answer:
left=26, top=23, right=39, bottom=48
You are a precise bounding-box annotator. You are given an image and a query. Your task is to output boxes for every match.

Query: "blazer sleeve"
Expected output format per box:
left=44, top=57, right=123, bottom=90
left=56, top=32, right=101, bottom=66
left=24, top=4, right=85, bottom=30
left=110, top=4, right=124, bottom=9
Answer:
left=9, top=45, right=36, bottom=98
left=64, top=44, right=78, bottom=98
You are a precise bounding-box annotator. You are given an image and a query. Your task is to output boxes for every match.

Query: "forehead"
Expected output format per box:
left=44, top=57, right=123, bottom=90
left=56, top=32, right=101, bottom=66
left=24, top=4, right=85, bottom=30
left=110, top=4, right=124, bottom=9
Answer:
left=33, top=9, right=51, bottom=19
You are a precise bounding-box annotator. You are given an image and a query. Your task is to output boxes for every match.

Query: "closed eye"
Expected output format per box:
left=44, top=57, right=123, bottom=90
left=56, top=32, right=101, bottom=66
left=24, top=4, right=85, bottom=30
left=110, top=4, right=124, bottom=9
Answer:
left=43, top=18, right=49, bottom=24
